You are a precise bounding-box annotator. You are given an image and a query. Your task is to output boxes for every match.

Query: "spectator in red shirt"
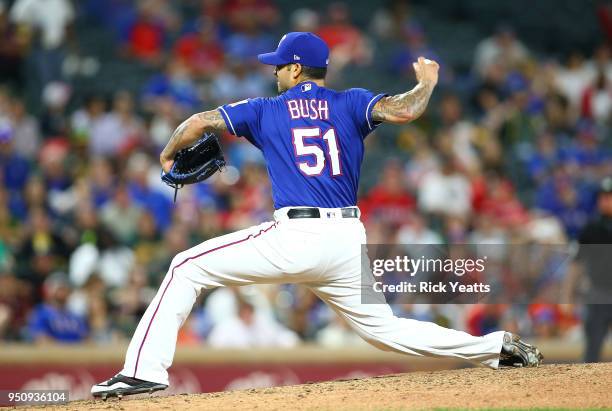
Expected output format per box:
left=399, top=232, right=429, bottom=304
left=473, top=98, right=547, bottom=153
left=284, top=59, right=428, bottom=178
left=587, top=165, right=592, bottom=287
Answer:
left=360, top=159, right=415, bottom=225
left=466, top=304, right=506, bottom=336
left=223, top=0, right=279, bottom=32
left=125, top=1, right=166, bottom=64
left=173, top=18, right=224, bottom=79
left=478, top=173, right=528, bottom=227
left=317, top=2, right=372, bottom=73
left=580, top=69, right=611, bottom=126
left=527, top=304, right=578, bottom=338
left=596, top=2, right=612, bottom=41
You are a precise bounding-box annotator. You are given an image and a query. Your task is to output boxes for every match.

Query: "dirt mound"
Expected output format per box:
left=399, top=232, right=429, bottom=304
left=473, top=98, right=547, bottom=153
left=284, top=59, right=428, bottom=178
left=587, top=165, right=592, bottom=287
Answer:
left=34, top=363, right=612, bottom=410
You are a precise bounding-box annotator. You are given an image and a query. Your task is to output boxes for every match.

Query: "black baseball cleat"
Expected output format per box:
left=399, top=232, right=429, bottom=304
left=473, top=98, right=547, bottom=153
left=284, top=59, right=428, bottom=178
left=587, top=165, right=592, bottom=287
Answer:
left=500, top=332, right=544, bottom=367
left=91, top=374, right=168, bottom=400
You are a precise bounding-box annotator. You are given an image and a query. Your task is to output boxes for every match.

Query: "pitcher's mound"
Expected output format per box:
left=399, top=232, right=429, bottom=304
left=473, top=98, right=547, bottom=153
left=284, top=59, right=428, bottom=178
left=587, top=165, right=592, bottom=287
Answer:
left=45, top=363, right=611, bottom=410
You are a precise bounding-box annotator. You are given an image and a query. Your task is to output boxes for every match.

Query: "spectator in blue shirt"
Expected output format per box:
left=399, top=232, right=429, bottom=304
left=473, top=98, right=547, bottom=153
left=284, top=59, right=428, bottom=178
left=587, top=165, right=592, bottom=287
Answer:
left=0, top=122, right=30, bottom=193
left=142, top=61, right=201, bottom=114
left=27, top=272, right=88, bottom=343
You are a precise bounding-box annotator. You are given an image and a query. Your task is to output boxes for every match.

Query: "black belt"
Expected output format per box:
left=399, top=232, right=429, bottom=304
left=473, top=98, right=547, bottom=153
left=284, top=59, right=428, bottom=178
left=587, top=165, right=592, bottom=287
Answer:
left=286, top=207, right=359, bottom=219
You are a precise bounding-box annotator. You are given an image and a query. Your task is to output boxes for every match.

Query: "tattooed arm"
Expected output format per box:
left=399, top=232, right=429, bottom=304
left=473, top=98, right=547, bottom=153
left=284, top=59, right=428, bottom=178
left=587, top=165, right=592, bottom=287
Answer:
left=372, top=57, right=439, bottom=124
left=371, top=82, right=436, bottom=124
left=160, top=109, right=227, bottom=172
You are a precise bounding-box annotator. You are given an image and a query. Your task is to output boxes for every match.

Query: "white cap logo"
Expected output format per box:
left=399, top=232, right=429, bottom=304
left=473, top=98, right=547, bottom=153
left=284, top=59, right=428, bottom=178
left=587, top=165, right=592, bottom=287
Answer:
left=294, top=54, right=301, bottom=60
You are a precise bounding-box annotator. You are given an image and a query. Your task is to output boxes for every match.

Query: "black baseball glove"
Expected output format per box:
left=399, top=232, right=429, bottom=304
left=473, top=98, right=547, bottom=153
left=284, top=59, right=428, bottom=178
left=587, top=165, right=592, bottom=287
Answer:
left=161, top=132, right=226, bottom=202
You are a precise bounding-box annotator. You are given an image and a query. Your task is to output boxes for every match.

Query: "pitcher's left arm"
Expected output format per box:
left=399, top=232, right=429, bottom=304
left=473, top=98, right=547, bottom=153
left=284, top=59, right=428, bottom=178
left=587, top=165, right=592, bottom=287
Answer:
left=371, top=57, right=439, bottom=124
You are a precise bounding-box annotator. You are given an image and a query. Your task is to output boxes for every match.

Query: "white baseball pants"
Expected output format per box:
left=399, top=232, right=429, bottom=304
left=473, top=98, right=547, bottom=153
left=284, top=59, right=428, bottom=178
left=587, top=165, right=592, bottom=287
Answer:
left=121, top=207, right=504, bottom=385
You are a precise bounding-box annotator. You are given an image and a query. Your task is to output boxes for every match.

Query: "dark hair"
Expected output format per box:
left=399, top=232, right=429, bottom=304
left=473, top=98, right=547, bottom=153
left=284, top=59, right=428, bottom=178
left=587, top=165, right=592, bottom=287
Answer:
left=301, top=65, right=327, bottom=80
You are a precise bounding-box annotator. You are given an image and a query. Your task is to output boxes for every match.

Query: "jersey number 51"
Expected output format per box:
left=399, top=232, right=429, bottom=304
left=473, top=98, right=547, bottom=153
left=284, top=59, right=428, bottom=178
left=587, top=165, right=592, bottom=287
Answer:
left=292, top=127, right=341, bottom=177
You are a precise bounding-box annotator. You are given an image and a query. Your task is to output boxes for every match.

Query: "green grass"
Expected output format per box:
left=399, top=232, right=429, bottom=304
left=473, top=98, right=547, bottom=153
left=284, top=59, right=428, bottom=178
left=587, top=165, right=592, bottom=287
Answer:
left=364, top=408, right=612, bottom=411
left=433, top=409, right=611, bottom=411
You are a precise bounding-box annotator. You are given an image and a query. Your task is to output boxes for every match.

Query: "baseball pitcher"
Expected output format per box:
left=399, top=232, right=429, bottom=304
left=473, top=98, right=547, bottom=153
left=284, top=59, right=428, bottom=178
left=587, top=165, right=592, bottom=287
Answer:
left=92, top=32, right=542, bottom=399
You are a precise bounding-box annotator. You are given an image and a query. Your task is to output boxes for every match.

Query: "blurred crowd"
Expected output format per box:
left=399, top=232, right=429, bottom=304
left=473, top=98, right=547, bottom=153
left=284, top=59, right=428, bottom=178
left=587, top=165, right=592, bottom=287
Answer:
left=0, top=0, right=610, bottom=348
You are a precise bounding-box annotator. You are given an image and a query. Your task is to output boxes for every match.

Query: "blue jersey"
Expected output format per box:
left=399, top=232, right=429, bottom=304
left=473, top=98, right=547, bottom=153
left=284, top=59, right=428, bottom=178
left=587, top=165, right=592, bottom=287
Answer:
left=218, top=81, right=386, bottom=209
left=27, top=303, right=89, bottom=343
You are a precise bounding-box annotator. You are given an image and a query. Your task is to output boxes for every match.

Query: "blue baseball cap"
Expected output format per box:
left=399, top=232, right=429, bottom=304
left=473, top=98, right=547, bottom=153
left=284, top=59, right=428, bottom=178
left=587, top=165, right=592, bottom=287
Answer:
left=257, top=32, right=329, bottom=68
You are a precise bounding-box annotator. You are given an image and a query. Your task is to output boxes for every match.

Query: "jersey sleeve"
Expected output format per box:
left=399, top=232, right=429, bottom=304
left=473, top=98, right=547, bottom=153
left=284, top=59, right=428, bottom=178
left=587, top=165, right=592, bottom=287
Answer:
left=218, top=98, right=264, bottom=148
left=344, top=88, right=387, bottom=138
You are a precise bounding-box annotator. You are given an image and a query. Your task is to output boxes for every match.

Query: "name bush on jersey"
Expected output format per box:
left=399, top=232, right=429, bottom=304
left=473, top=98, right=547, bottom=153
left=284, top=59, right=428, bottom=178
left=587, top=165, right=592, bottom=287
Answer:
left=286, top=99, right=329, bottom=120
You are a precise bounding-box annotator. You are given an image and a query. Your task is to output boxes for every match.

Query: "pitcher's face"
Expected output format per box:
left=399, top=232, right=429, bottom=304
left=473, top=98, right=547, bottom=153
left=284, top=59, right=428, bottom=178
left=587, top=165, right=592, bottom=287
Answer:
left=274, top=63, right=295, bottom=93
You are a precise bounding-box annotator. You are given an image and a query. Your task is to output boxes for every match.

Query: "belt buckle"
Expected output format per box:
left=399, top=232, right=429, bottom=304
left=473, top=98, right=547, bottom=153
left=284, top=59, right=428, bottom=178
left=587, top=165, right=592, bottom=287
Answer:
left=325, top=210, right=339, bottom=219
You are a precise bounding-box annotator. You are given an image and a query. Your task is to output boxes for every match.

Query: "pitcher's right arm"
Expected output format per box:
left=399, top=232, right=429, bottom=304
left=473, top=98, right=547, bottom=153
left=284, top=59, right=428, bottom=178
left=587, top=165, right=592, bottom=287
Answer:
left=160, top=110, right=228, bottom=173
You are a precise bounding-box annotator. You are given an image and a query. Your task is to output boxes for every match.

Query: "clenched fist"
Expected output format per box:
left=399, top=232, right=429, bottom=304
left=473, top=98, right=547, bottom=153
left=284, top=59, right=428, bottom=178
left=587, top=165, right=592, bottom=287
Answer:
left=413, top=56, right=439, bottom=88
